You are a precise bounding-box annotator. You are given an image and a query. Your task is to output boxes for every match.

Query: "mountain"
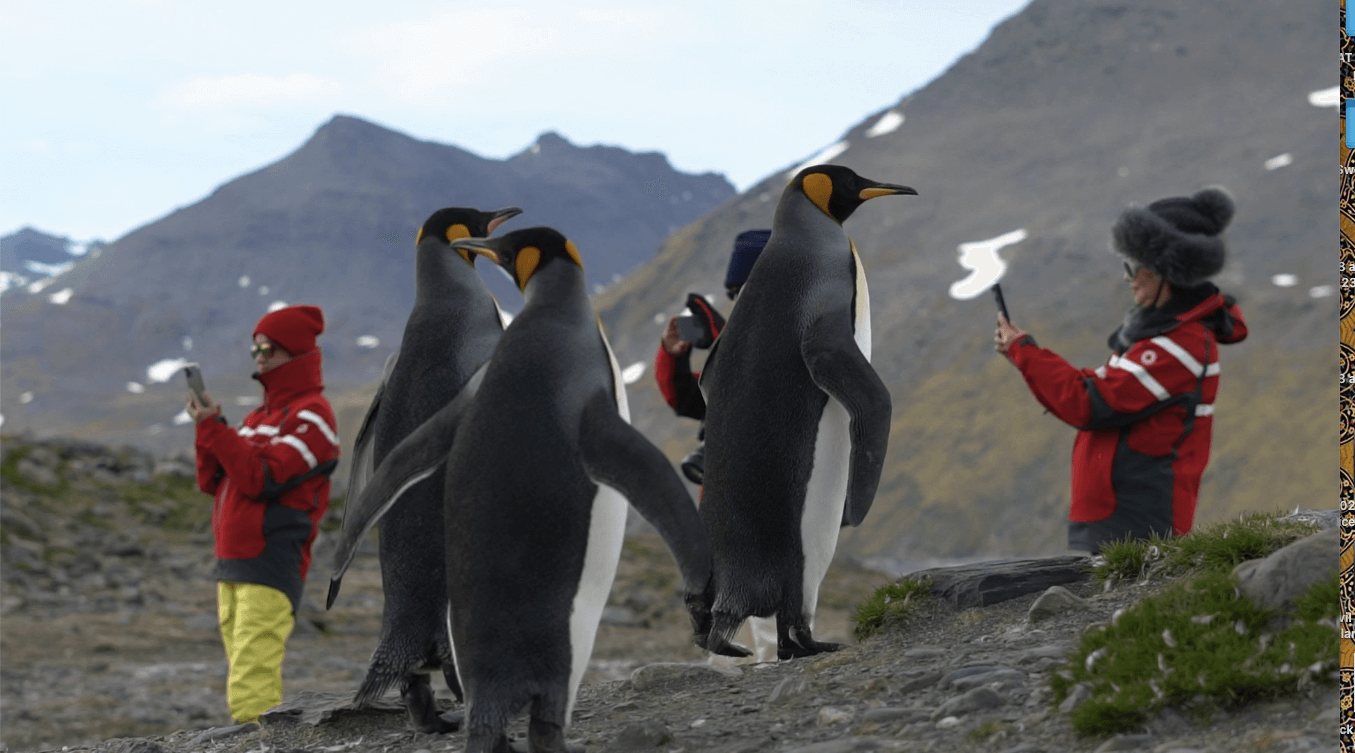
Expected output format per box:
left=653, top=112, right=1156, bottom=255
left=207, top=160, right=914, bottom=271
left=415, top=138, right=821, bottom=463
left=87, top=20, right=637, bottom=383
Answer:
left=0, top=116, right=734, bottom=448
left=0, top=227, right=105, bottom=293
left=593, top=0, right=1334, bottom=564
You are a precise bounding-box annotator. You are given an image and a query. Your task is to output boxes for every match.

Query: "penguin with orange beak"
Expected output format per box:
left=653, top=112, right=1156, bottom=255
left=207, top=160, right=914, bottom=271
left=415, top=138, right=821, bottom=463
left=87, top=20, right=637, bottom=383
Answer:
left=696, top=165, right=916, bottom=661
left=330, top=226, right=712, bottom=753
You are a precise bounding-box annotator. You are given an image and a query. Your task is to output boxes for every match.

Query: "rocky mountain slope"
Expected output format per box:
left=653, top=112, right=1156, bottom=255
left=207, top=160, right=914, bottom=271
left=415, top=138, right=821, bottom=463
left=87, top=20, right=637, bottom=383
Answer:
left=0, top=117, right=733, bottom=451
left=1, top=0, right=1335, bottom=567
left=592, top=0, right=1336, bottom=564
left=0, top=437, right=1337, bottom=753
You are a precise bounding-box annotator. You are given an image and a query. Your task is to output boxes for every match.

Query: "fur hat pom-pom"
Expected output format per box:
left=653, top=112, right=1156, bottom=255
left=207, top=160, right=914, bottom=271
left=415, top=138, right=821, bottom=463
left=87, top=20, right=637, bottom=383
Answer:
left=1187, top=186, right=1234, bottom=235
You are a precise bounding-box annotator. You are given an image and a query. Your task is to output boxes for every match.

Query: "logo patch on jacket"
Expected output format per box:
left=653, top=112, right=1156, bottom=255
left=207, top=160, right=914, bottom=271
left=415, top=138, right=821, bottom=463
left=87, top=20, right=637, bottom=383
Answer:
left=296, top=424, right=309, bottom=434
left=1140, top=349, right=1157, bottom=365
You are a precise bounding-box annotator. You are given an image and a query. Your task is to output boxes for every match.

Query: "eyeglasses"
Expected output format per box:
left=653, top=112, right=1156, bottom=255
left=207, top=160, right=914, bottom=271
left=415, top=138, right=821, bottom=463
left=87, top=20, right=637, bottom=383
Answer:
left=1123, top=260, right=1142, bottom=278
left=250, top=343, right=275, bottom=359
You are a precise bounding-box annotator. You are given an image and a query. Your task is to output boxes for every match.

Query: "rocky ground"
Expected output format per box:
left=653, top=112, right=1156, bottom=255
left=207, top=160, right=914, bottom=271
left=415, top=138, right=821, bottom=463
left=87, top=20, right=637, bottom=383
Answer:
left=0, top=437, right=1340, bottom=753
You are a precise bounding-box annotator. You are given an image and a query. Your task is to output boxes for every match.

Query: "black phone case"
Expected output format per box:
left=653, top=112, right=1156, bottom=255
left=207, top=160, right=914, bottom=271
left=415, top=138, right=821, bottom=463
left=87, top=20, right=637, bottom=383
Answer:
left=676, top=316, right=704, bottom=343
left=993, top=284, right=1010, bottom=321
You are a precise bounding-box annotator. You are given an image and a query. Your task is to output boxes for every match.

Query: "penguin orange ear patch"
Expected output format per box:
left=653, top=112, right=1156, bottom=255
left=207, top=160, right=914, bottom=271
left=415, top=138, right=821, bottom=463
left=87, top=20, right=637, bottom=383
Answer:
left=515, top=246, right=541, bottom=288
left=802, top=173, right=833, bottom=217
left=445, top=224, right=471, bottom=243
left=416, top=227, right=425, bottom=246
left=565, top=240, right=583, bottom=268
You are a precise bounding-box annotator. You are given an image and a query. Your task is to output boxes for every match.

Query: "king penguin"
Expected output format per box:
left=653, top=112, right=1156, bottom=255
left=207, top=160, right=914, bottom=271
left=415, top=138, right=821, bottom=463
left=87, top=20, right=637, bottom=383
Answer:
left=329, top=226, right=714, bottom=753
left=696, top=165, right=915, bottom=660
left=333, top=205, right=520, bottom=733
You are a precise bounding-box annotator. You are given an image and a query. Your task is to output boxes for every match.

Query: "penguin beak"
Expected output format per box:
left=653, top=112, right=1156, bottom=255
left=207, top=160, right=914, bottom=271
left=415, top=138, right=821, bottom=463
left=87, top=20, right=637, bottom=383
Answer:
left=449, top=237, right=501, bottom=265
left=486, top=207, right=524, bottom=235
left=858, top=184, right=918, bottom=201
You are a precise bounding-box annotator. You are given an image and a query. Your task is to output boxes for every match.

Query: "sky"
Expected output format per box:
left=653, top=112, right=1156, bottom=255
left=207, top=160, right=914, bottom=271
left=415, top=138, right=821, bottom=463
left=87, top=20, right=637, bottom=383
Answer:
left=1, top=0, right=1031, bottom=244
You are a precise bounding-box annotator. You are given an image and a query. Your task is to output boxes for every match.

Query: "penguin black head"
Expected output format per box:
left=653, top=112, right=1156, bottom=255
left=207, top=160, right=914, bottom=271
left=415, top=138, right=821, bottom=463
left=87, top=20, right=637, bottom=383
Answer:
left=790, top=165, right=917, bottom=225
left=415, top=206, right=524, bottom=264
left=448, top=226, right=583, bottom=291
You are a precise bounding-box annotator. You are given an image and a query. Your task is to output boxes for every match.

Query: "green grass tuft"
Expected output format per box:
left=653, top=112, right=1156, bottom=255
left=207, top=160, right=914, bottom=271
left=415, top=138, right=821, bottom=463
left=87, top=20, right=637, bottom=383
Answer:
left=1052, top=531, right=1338, bottom=737
left=852, top=576, right=931, bottom=641
left=0, top=445, right=68, bottom=496
left=120, top=474, right=211, bottom=532
left=1292, top=571, right=1339, bottom=623
left=1162, top=512, right=1320, bottom=572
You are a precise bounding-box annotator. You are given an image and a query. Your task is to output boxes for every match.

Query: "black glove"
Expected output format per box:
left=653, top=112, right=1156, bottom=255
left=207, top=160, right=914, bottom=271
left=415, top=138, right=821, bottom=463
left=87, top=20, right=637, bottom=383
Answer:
left=679, top=293, right=725, bottom=349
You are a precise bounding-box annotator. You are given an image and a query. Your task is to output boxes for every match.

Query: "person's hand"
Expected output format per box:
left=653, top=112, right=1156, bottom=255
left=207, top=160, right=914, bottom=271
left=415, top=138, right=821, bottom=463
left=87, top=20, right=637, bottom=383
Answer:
left=187, top=392, right=222, bottom=424
left=994, top=312, right=1028, bottom=357
left=662, top=316, right=692, bottom=357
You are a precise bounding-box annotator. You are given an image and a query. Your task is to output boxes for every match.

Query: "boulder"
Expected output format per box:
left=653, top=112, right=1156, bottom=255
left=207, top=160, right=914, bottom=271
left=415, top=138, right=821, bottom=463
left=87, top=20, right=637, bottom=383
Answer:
left=908, top=556, right=1092, bottom=609
left=1232, top=529, right=1339, bottom=612
left=1027, top=585, right=1091, bottom=623
left=628, top=662, right=740, bottom=692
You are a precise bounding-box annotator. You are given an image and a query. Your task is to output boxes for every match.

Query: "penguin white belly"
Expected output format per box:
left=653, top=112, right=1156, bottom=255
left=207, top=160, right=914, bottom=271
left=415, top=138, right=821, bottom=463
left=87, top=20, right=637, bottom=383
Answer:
left=799, top=397, right=851, bottom=626
left=798, top=245, right=871, bottom=624
left=567, top=328, right=630, bottom=721
left=566, top=484, right=627, bottom=721
left=851, top=244, right=872, bottom=359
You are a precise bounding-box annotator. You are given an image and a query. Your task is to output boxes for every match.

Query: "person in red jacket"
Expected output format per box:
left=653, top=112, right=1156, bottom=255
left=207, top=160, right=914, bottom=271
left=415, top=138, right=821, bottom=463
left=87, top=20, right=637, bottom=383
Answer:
left=995, top=188, right=1247, bottom=554
left=656, top=230, right=770, bottom=483
left=187, top=304, right=340, bottom=723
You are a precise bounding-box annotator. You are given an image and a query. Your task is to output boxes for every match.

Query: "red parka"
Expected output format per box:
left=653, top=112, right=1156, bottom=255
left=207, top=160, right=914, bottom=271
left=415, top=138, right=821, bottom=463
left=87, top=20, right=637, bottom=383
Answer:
left=654, top=294, right=725, bottom=419
left=195, top=350, right=339, bottom=610
left=1007, top=285, right=1247, bottom=552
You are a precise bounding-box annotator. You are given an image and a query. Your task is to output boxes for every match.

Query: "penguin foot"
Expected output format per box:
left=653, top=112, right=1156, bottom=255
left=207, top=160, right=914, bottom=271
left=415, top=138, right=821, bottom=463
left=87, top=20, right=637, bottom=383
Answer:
left=776, top=620, right=842, bottom=660
left=711, top=640, right=755, bottom=658
left=777, top=638, right=842, bottom=660
left=402, top=672, right=456, bottom=734
left=683, top=590, right=713, bottom=648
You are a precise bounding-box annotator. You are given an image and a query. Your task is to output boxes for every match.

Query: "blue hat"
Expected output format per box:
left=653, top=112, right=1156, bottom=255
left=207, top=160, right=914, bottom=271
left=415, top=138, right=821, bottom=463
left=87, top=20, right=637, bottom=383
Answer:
left=725, top=230, right=771, bottom=289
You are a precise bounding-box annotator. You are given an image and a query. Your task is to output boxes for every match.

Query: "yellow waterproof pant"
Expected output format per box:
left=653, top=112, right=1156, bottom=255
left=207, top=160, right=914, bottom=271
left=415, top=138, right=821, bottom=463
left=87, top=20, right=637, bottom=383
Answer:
left=218, top=581, right=295, bottom=723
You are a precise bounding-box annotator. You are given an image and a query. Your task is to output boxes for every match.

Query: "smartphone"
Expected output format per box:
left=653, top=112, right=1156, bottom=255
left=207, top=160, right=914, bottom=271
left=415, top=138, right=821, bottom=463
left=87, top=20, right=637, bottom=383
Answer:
left=675, top=314, right=704, bottom=344
left=992, top=283, right=1011, bottom=321
left=183, top=363, right=208, bottom=405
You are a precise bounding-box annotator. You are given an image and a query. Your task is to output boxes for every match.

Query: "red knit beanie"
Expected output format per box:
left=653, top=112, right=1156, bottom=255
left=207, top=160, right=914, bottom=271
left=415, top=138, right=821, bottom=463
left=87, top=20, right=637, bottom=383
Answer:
left=253, top=305, right=325, bottom=356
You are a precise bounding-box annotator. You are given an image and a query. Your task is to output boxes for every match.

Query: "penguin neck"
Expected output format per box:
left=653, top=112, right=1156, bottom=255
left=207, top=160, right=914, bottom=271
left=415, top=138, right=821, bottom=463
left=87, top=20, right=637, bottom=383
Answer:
left=771, top=191, right=842, bottom=252
left=415, top=244, right=485, bottom=302
left=519, top=262, right=589, bottom=318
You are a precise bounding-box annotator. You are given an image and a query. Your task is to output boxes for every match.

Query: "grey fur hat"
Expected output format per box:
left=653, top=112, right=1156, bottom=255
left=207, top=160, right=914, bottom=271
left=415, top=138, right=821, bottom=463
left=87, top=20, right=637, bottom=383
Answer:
left=1111, top=187, right=1234, bottom=287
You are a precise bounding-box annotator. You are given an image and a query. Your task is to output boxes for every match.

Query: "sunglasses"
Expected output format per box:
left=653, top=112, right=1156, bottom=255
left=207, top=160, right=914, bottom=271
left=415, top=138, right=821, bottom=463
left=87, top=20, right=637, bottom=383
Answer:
left=1123, top=260, right=1143, bottom=278
left=250, top=343, right=276, bottom=358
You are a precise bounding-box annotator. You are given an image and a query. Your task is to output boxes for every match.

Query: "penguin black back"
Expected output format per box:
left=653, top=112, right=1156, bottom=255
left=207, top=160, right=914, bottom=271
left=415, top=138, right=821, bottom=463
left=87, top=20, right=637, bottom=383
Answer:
left=345, top=225, right=712, bottom=753
left=338, top=204, right=520, bottom=733
left=697, top=166, right=913, bottom=661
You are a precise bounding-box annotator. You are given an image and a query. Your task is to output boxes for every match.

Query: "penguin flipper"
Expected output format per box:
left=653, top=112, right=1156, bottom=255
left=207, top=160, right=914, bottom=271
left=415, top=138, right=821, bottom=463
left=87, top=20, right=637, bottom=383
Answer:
left=577, top=391, right=713, bottom=598
left=327, top=362, right=487, bottom=608
left=801, top=309, right=892, bottom=527
left=340, top=349, right=400, bottom=533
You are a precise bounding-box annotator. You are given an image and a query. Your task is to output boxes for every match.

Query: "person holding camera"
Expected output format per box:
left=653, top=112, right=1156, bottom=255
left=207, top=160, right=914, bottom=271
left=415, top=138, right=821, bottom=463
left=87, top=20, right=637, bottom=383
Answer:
left=994, top=188, right=1247, bottom=554
left=655, top=229, right=770, bottom=484
left=186, top=304, right=340, bottom=724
